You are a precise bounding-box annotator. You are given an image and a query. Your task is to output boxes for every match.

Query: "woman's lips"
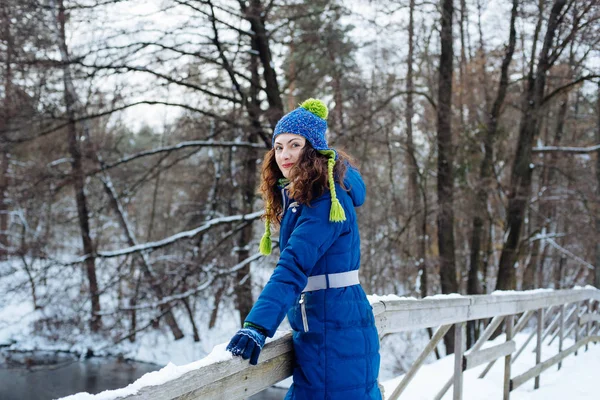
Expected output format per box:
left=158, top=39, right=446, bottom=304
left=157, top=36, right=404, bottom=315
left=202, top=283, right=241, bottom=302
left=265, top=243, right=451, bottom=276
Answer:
left=282, top=163, right=294, bottom=168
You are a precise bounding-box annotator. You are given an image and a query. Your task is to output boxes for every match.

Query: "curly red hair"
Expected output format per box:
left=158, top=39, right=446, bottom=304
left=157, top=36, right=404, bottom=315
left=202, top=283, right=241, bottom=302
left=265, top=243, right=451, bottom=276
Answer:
left=260, top=144, right=356, bottom=226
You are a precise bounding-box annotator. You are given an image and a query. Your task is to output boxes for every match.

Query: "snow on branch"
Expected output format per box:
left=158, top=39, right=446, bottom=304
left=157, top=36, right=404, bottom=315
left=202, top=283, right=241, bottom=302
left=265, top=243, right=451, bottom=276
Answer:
left=532, top=144, right=600, bottom=153
left=65, top=210, right=264, bottom=265
left=545, top=238, right=595, bottom=271
left=109, top=251, right=265, bottom=312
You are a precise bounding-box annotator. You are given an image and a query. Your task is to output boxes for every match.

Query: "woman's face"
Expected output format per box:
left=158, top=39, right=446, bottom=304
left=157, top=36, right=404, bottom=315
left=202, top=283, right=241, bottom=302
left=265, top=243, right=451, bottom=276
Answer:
left=274, top=133, right=306, bottom=178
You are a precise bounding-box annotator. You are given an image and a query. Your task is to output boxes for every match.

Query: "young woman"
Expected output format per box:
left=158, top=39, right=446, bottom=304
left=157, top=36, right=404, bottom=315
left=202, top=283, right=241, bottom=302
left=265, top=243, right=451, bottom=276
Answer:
left=227, top=99, right=382, bottom=400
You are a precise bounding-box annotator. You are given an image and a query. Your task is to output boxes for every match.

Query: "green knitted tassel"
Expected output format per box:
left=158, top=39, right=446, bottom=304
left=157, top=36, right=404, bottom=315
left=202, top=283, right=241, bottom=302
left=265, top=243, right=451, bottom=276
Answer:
left=259, top=204, right=272, bottom=255
left=326, top=155, right=346, bottom=223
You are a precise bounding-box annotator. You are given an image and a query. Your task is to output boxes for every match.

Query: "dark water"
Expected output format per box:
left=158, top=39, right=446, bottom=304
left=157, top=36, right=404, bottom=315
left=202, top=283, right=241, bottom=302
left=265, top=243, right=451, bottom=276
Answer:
left=0, top=350, right=285, bottom=400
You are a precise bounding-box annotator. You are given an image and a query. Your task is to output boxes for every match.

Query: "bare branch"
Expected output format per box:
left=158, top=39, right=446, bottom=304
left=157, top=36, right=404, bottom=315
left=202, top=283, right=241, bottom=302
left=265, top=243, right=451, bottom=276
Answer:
left=532, top=144, right=600, bottom=154
left=63, top=211, right=264, bottom=264
left=542, top=74, right=600, bottom=105
left=98, top=139, right=266, bottom=172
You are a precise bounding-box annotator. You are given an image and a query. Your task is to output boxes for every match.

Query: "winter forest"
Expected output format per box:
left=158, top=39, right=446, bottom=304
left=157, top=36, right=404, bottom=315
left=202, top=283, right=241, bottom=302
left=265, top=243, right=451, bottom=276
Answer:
left=1, top=0, right=599, bottom=396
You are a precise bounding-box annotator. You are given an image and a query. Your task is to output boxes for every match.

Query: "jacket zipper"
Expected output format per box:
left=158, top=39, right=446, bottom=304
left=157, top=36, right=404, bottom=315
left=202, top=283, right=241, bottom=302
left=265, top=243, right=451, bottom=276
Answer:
left=283, top=186, right=307, bottom=332
left=299, top=293, right=309, bottom=332
left=281, top=187, right=287, bottom=212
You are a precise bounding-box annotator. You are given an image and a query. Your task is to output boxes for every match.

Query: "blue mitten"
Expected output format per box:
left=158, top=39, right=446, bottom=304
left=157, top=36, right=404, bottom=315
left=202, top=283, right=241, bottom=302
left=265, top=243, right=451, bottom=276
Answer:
left=226, top=324, right=266, bottom=365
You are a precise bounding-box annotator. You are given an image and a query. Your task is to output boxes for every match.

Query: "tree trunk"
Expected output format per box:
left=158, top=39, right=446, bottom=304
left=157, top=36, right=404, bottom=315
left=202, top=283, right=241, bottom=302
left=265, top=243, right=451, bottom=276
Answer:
left=209, top=281, right=226, bottom=329
left=496, top=0, right=567, bottom=291
left=405, top=0, right=427, bottom=301
left=405, top=0, right=419, bottom=235
left=468, top=0, right=518, bottom=325
left=437, top=0, right=458, bottom=354
left=233, top=26, right=265, bottom=326
left=332, top=71, right=344, bottom=138
left=243, top=0, right=284, bottom=128
left=55, top=0, right=101, bottom=332
left=181, top=296, right=200, bottom=342
left=524, top=91, right=569, bottom=289
left=0, top=3, right=13, bottom=260
left=596, top=82, right=600, bottom=288
left=287, top=37, right=296, bottom=112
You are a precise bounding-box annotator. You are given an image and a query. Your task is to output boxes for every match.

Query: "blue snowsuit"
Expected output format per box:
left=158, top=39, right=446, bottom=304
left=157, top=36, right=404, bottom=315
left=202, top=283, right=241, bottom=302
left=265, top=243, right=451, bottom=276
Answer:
left=245, top=167, right=382, bottom=400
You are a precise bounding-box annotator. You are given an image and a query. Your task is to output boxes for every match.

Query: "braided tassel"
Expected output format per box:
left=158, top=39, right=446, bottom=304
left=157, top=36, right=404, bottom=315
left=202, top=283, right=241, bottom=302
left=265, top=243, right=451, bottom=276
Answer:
left=327, top=157, right=346, bottom=222
left=259, top=203, right=272, bottom=255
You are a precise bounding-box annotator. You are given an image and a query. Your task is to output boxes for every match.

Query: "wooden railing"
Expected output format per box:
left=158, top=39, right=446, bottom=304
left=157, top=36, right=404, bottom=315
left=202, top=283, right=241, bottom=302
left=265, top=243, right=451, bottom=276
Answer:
left=119, top=288, right=600, bottom=400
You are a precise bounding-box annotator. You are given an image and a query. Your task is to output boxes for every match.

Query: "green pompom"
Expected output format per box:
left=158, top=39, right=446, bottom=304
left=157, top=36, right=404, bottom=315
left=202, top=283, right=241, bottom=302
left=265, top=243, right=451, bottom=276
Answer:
left=300, top=98, right=328, bottom=120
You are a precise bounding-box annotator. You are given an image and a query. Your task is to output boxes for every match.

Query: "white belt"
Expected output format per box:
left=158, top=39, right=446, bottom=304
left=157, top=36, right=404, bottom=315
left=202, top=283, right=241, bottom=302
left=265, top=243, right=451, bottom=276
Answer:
left=302, top=270, right=360, bottom=293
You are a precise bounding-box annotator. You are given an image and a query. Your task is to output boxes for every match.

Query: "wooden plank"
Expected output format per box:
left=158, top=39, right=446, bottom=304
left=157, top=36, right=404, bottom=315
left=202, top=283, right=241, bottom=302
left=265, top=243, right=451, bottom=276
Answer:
left=510, top=305, right=554, bottom=366
left=122, top=333, right=293, bottom=400
left=454, top=322, right=465, bottom=400
left=374, top=289, right=599, bottom=335
left=510, top=329, right=535, bottom=366
left=558, top=304, right=564, bottom=370
left=585, top=300, right=591, bottom=351
left=503, top=315, right=513, bottom=400
left=463, top=341, right=516, bottom=371
left=511, top=336, right=600, bottom=391
left=437, top=316, right=505, bottom=398
left=575, top=302, right=580, bottom=356
left=482, top=311, right=537, bottom=376
left=552, top=308, right=585, bottom=346
left=579, top=313, right=600, bottom=325
left=541, top=309, right=563, bottom=343
left=388, top=324, right=452, bottom=400
left=535, top=308, right=543, bottom=389
left=559, top=322, right=576, bottom=346
left=513, top=310, right=535, bottom=334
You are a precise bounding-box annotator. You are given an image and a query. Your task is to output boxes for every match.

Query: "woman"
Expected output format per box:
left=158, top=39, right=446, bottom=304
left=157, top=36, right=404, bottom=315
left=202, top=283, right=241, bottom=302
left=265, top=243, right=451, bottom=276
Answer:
left=227, top=99, right=382, bottom=400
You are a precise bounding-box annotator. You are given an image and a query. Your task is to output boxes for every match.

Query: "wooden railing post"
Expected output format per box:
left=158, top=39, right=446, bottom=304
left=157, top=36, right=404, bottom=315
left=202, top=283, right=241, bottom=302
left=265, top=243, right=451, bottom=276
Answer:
left=438, top=316, right=505, bottom=399
left=575, top=301, right=580, bottom=356
left=387, top=324, right=452, bottom=400
left=503, top=315, right=513, bottom=400
left=558, top=304, right=564, bottom=370
left=592, top=300, right=600, bottom=345
left=453, top=322, right=465, bottom=400
left=535, top=307, right=543, bottom=389
left=586, top=299, right=591, bottom=351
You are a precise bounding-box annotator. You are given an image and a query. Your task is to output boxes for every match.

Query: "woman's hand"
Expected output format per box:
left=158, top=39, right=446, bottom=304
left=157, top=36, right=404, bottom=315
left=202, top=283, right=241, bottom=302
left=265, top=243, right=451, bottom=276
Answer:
left=226, top=325, right=266, bottom=365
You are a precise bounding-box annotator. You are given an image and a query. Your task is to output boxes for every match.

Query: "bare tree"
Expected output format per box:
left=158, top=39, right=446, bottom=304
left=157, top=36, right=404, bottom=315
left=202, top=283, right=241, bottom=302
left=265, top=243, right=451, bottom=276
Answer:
left=596, top=82, right=600, bottom=288
left=466, top=0, right=518, bottom=346
left=437, top=0, right=458, bottom=353
left=497, top=0, right=574, bottom=290
left=51, top=0, right=102, bottom=332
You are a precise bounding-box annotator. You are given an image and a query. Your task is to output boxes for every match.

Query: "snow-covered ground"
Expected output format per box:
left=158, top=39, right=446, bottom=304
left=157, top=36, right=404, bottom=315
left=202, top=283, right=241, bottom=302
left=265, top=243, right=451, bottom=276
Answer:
left=380, top=332, right=599, bottom=399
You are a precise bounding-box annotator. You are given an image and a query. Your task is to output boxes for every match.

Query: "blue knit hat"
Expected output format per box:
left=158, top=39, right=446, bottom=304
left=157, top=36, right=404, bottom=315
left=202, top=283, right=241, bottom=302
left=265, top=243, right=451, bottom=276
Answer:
left=259, top=99, right=346, bottom=256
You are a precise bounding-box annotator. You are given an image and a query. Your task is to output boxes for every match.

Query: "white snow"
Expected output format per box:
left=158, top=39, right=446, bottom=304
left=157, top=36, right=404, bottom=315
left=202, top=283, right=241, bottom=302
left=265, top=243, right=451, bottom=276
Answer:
left=368, top=294, right=415, bottom=303
left=380, top=331, right=600, bottom=400
left=59, top=343, right=233, bottom=400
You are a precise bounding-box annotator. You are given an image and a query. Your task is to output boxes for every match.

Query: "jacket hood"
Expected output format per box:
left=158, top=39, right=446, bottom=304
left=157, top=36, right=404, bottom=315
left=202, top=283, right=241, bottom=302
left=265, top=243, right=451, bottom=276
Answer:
left=343, top=166, right=366, bottom=207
